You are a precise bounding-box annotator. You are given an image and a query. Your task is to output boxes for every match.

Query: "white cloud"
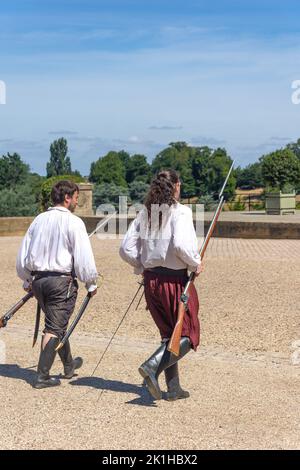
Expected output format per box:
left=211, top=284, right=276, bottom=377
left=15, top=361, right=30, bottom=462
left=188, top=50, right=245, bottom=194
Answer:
left=149, top=125, right=183, bottom=130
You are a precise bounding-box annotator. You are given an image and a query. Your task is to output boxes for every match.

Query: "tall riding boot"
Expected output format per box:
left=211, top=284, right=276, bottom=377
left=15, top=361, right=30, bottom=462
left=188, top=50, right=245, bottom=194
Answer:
left=138, top=337, right=191, bottom=400
left=138, top=342, right=167, bottom=400
left=164, top=363, right=190, bottom=401
left=57, top=339, right=83, bottom=379
left=34, top=337, right=61, bottom=389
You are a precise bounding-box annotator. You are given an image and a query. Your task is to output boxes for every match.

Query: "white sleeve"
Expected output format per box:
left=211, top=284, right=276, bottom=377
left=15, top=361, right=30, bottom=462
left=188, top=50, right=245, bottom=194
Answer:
left=16, top=223, right=34, bottom=284
left=173, top=207, right=201, bottom=270
left=119, top=218, right=143, bottom=272
left=69, top=218, right=99, bottom=292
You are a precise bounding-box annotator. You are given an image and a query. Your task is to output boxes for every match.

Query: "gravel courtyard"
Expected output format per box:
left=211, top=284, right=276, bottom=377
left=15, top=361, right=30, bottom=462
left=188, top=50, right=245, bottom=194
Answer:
left=0, top=236, right=300, bottom=450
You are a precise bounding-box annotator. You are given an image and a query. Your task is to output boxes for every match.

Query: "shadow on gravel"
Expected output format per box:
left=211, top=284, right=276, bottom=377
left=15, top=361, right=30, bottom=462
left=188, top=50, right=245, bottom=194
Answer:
left=70, top=376, right=158, bottom=407
left=0, top=363, right=36, bottom=385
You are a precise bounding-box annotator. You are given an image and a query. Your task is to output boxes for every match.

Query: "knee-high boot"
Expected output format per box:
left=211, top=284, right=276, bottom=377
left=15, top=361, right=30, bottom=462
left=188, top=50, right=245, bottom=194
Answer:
left=138, top=337, right=191, bottom=400
left=57, top=340, right=83, bottom=379
left=164, top=363, right=190, bottom=401
left=34, top=337, right=61, bottom=389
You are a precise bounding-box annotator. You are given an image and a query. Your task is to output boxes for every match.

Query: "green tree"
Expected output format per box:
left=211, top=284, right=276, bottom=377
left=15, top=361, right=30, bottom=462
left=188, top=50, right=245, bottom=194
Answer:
left=260, top=148, right=300, bottom=191
left=93, top=183, right=130, bottom=210
left=129, top=181, right=149, bottom=203
left=89, top=151, right=127, bottom=187
left=0, top=184, right=39, bottom=216
left=151, top=142, right=196, bottom=198
left=191, top=147, right=235, bottom=199
left=27, top=172, right=45, bottom=195
left=126, top=154, right=151, bottom=183
left=197, top=194, right=218, bottom=211
left=286, top=138, right=300, bottom=160
left=207, top=148, right=236, bottom=199
left=235, top=163, right=263, bottom=189
left=0, top=153, right=30, bottom=190
left=47, top=138, right=72, bottom=177
left=191, top=146, right=212, bottom=196
left=118, top=150, right=131, bottom=173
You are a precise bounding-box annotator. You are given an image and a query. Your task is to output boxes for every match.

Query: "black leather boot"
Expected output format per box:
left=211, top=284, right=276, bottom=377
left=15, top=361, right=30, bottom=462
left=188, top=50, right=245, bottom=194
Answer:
left=34, top=337, right=61, bottom=389
left=57, top=339, right=83, bottom=379
left=164, top=363, right=190, bottom=401
left=138, top=342, right=167, bottom=400
left=138, top=337, right=191, bottom=400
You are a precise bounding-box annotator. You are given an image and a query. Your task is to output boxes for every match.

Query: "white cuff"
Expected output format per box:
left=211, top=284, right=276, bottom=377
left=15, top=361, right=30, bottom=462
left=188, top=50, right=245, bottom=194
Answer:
left=86, top=283, right=98, bottom=292
left=23, top=280, right=31, bottom=290
left=134, top=266, right=144, bottom=275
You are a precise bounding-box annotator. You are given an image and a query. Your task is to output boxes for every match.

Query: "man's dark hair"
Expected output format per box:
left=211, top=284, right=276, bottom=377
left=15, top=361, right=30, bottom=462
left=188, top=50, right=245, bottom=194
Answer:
left=51, top=180, right=80, bottom=205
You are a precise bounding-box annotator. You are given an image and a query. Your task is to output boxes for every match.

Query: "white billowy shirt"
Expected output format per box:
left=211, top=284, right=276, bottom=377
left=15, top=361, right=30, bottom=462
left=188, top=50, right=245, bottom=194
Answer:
left=119, top=203, right=201, bottom=273
left=16, top=206, right=98, bottom=292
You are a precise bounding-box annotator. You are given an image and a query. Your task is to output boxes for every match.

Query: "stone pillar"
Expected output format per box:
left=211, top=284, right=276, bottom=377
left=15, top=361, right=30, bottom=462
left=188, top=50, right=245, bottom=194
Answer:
left=76, top=183, right=94, bottom=216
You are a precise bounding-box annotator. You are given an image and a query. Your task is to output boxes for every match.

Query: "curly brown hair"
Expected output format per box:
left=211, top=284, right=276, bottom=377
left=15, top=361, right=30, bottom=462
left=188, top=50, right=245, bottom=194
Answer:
left=144, top=169, right=180, bottom=226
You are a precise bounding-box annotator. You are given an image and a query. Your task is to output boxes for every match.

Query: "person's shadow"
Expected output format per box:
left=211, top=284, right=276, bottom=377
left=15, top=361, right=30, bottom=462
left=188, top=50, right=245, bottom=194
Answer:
left=0, top=363, right=37, bottom=386
left=70, top=376, right=158, bottom=407
left=0, top=364, right=158, bottom=407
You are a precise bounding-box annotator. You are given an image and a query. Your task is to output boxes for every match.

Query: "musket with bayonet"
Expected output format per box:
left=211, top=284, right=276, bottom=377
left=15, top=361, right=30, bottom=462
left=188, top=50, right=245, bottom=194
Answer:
left=168, top=161, right=235, bottom=356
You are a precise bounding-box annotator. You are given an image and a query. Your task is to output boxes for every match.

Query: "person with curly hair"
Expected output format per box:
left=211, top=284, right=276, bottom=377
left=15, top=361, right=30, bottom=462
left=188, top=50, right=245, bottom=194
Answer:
left=120, top=169, right=202, bottom=401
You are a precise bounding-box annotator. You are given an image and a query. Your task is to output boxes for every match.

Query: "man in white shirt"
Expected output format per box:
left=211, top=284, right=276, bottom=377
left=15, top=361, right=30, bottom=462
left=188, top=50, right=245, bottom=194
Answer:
left=17, top=180, right=98, bottom=389
left=120, top=170, right=202, bottom=401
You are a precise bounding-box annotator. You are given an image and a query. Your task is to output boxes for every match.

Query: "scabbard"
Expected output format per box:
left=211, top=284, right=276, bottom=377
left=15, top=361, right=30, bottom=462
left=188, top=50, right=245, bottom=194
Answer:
left=55, top=292, right=92, bottom=351
left=32, top=303, right=41, bottom=347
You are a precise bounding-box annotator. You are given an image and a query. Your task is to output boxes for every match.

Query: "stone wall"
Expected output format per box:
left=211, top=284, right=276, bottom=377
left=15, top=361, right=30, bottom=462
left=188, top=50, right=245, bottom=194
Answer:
left=1, top=215, right=300, bottom=239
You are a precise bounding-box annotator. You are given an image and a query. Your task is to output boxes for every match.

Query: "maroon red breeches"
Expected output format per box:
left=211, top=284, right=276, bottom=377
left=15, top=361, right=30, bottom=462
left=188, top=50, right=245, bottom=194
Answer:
left=143, top=271, right=200, bottom=351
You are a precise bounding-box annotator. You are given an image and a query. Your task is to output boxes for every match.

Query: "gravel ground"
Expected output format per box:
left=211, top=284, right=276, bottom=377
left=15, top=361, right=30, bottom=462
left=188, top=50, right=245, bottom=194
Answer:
left=0, top=236, right=300, bottom=450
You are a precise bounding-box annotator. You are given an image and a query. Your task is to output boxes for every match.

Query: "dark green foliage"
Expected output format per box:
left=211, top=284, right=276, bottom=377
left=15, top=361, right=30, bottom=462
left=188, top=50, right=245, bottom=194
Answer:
left=191, top=146, right=235, bottom=200
left=260, top=148, right=300, bottom=191
left=89, top=151, right=127, bottom=187
left=126, top=154, right=151, bottom=183
left=46, top=138, right=72, bottom=177
left=197, top=194, right=218, bottom=211
left=151, top=142, right=196, bottom=197
left=0, top=153, right=30, bottom=190
left=93, top=183, right=130, bottom=210
left=235, top=162, right=263, bottom=189
left=129, top=181, right=150, bottom=203
left=286, top=138, right=300, bottom=160
left=0, top=184, right=39, bottom=216
left=0, top=154, right=43, bottom=216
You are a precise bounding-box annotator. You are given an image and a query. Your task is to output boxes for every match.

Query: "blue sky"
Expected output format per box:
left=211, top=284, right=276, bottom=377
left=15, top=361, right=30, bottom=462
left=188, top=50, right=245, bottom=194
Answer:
left=1, top=0, right=300, bottom=175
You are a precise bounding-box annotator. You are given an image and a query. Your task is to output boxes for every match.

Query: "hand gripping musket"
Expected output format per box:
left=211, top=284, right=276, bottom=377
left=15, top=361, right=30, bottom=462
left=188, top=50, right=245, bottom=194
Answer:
left=168, top=161, right=235, bottom=356
left=0, top=291, right=34, bottom=329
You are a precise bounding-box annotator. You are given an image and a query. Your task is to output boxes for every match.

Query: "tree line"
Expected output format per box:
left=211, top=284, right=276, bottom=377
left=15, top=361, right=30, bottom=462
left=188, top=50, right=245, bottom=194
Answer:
left=1, top=136, right=300, bottom=216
